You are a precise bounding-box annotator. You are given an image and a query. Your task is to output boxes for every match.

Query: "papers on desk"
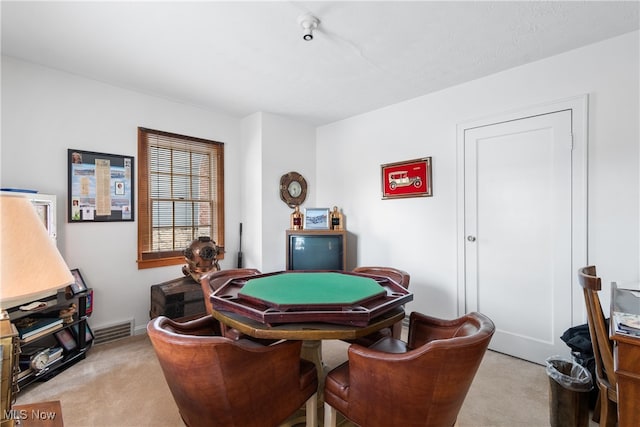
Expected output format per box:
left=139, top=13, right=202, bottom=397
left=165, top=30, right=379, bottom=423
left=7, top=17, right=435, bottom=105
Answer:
left=613, top=312, right=640, bottom=337
left=612, top=285, right=640, bottom=337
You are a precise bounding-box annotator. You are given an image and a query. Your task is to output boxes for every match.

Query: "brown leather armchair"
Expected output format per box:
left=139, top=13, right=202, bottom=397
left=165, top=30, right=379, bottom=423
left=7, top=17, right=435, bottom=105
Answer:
left=199, top=268, right=262, bottom=339
left=345, top=266, right=410, bottom=346
left=324, top=311, right=495, bottom=427
left=199, top=268, right=262, bottom=313
left=147, top=315, right=318, bottom=427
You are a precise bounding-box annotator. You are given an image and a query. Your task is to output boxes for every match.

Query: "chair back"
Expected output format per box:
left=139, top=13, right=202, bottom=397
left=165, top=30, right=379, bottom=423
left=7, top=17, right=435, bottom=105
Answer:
left=352, top=266, right=410, bottom=288
left=147, top=315, right=317, bottom=427
left=351, top=266, right=410, bottom=342
left=577, top=266, right=616, bottom=389
left=577, top=265, right=618, bottom=424
left=333, top=312, right=494, bottom=427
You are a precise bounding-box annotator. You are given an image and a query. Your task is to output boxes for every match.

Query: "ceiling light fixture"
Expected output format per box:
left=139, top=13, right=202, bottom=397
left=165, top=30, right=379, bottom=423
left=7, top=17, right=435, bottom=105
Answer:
left=298, top=14, right=320, bottom=41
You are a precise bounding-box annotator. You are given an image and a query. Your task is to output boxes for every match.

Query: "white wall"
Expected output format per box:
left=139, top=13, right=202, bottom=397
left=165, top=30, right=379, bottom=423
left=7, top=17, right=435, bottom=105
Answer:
left=260, top=113, right=316, bottom=272
left=238, top=113, right=316, bottom=273
left=1, top=56, right=243, bottom=334
left=316, top=31, right=640, bottom=320
left=239, top=113, right=264, bottom=270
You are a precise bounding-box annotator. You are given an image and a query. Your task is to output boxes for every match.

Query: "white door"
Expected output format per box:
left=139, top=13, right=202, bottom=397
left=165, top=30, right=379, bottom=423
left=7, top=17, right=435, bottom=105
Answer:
left=463, top=110, right=574, bottom=365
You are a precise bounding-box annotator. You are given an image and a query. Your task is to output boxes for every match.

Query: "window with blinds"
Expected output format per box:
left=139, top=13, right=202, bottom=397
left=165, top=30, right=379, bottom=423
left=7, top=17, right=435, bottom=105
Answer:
left=137, top=128, right=224, bottom=269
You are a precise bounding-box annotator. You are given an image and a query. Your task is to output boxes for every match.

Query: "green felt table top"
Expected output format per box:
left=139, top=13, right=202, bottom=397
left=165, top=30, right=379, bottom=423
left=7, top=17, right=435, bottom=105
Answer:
left=240, top=272, right=385, bottom=305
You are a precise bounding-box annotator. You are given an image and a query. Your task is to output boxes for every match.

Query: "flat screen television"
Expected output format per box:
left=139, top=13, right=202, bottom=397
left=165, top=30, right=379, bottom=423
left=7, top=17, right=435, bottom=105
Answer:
left=286, top=230, right=346, bottom=271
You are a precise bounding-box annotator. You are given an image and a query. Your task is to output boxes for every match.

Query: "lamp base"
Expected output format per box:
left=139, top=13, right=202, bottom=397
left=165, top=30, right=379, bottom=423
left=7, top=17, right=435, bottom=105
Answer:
left=1, top=311, right=18, bottom=427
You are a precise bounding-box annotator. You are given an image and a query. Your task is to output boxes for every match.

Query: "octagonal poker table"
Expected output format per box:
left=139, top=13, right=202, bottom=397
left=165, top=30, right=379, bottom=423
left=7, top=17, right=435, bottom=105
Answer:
left=210, top=270, right=412, bottom=327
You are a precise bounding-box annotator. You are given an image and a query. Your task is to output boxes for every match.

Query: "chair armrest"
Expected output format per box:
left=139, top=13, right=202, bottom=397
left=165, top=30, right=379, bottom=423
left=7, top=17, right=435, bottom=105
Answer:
left=369, top=336, right=408, bottom=353
left=347, top=342, right=419, bottom=364
left=407, top=312, right=489, bottom=349
left=232, top=337, right=299, bottom=352
left=407, top=312, right=463, bottom=348
left=156, top=315, right=222, bottom=337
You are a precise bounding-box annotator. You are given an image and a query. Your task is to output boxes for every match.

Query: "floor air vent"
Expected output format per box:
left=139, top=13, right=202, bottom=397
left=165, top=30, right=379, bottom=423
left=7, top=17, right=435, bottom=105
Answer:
left=93, top=320, right=133, bottom=345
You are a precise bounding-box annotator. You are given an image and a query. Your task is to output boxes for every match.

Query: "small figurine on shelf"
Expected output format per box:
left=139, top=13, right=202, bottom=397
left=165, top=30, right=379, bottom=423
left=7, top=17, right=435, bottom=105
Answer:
left=291, top=206, right=303, bottom=230
left=59, top=304, right=77, bottom=324
left=330, top=206, right=344, bottom=230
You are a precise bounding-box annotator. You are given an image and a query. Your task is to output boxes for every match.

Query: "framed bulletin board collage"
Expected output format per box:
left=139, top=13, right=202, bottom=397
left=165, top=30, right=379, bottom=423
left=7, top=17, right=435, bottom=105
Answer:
left=68, top=149, right=134, bottom=222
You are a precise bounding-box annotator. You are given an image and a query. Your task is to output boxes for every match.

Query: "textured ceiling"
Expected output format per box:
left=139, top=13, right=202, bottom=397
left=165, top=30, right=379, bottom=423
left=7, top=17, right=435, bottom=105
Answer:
left=2, top=1, right=639, bottom=126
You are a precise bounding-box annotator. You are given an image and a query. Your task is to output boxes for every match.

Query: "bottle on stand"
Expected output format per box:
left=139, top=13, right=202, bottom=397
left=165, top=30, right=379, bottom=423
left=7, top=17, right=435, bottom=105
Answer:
left=330, top=206, right=344, bottom=230
left=291, top=206, right=303, bottom=230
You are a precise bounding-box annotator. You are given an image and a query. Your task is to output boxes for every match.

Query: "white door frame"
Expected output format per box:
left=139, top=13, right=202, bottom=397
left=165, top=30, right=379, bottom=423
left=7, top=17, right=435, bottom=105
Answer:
left=456, top=94, right=589, bottom=328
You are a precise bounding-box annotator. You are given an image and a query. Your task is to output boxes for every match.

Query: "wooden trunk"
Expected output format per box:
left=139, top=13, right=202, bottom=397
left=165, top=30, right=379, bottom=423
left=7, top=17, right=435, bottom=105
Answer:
left=150, top=276, right=206, bottom=321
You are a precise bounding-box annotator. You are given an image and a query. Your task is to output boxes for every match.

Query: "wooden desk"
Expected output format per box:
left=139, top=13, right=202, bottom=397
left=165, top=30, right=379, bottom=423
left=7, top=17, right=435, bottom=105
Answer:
left=611, top=283, right=640, bottom=427
left=11, top=401, right=63, bottom=427
left=612, top=333, right=640, bottom=426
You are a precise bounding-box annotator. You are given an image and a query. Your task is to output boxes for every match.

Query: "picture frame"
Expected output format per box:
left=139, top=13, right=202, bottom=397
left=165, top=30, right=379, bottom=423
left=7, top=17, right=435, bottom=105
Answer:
left=54, top=328, right=77, bottom=352
left=304, top=208, right=330, bottom=230
left=70, top=268, right=88, bottom=295
left=68, top=149, right=134, bottom=222
left=381, top=157, right=432, bottom=199
left=73, top=323, right=94, bottom=344
left=85, top=289, right=94, bottom=316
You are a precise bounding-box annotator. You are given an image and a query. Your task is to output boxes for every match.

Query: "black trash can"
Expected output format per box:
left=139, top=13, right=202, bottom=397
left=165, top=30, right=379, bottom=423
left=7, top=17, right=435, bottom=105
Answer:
left=545, top=356, right=593, bottom=427
left=561, top=322, right=602, bottom=408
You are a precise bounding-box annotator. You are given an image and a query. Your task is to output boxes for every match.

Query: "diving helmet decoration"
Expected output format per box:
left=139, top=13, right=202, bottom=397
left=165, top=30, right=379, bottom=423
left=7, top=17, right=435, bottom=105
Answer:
left=182, top=236, right=221, bottom=282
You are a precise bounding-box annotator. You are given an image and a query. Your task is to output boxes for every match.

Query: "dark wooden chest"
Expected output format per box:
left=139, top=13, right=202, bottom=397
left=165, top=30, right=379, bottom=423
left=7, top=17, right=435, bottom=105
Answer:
left=150, top=276, right=206, bottom=321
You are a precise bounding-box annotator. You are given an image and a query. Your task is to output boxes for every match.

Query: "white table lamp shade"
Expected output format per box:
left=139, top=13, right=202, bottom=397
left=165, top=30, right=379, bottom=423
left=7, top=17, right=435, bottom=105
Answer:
left=0, top=194, right=74, bottom=308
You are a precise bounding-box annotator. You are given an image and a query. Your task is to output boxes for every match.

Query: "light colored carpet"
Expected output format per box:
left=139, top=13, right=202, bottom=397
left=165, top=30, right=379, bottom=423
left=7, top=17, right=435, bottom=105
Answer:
left=15, top=334, right=597, bottom=426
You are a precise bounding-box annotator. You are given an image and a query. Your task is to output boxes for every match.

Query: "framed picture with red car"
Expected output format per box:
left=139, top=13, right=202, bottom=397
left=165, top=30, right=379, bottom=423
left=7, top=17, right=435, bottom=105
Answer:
left=381, top=157, right=432, bottom=199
